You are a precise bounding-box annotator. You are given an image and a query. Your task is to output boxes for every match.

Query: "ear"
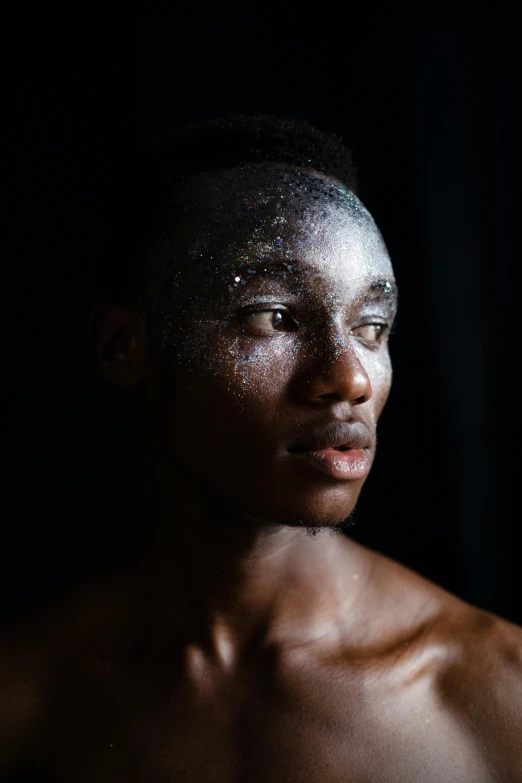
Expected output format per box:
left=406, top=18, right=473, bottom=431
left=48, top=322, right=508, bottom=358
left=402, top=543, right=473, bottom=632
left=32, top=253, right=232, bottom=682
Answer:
left=88, top=302, right=146, bottom=387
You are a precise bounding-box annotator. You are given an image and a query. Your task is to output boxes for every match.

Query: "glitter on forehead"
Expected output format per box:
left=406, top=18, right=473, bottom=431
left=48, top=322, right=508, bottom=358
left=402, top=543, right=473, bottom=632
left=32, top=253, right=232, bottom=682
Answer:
left=139, top=162, right=395, bottom=415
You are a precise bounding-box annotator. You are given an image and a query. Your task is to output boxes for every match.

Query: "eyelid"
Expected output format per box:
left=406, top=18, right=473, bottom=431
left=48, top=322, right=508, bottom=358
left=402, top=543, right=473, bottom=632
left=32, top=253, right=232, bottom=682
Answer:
left=239, top=303, right=299, bottom=322
left=351, top=315, right=391, bottom=329
left=238, top=299, right=293, bottom=311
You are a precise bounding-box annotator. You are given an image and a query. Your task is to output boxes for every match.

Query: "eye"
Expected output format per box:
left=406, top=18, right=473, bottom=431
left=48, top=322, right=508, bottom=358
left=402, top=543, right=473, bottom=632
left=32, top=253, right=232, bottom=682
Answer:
left=241, top=308, right=296, bottom=332
left=350, top=323, right=387, bottom=343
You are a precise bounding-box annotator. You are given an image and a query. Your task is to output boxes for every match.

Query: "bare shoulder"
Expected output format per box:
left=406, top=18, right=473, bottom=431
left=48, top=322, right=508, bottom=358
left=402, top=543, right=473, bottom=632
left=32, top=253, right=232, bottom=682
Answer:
left=0, top=566, right=135, bottom=778
left=435, top=606, right=522, bottom=781
left=0, top=616, right=55, bottom=777
left=367, top=544, right=522, bottom=780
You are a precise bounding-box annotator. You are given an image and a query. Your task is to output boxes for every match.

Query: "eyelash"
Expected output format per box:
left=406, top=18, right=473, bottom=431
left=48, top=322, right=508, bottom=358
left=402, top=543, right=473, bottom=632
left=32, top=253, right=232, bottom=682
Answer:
left=237, top=306, right=392, bottom=343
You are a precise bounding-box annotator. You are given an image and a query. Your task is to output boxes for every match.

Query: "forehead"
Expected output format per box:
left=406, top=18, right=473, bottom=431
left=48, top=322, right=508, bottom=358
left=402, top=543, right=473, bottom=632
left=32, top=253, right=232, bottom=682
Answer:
left=166, top=164, right=394, bottom=300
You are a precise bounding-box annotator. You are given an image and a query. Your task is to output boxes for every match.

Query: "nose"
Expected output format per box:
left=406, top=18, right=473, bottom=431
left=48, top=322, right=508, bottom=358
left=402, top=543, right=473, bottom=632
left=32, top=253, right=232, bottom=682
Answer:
left=295, top=328, right=373, bottom=406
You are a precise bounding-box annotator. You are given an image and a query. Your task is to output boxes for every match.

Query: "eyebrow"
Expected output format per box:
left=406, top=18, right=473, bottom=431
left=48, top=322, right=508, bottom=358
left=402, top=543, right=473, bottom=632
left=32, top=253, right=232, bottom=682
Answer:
left=366, top=278, right=399, bottom=303
left=235, top=260, right=304, bottom=288
left=240, top=260, right=303, bottom=278
left=365, top=279, right=399, bottom=329
left=234, top=264, right=399, bottom=306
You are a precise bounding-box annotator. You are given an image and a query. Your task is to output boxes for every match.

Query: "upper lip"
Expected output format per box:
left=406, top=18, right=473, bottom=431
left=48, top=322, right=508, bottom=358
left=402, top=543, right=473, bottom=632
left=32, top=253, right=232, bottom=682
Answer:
left=288, top=420, right=372, bottom=452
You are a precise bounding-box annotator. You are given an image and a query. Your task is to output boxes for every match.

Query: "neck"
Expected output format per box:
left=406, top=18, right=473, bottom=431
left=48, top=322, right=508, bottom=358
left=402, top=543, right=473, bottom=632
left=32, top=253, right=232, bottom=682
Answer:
left=129, top=460, right=373, bottom=668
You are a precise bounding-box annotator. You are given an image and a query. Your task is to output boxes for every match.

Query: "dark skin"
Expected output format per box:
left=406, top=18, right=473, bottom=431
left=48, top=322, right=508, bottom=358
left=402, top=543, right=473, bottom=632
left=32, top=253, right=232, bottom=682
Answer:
left=2, top=164, right=522, bottom=782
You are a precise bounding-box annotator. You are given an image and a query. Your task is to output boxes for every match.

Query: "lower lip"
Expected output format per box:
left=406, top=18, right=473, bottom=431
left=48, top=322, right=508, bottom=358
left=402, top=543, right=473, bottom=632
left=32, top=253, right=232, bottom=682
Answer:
left=290, top=448, right=371, bottom=481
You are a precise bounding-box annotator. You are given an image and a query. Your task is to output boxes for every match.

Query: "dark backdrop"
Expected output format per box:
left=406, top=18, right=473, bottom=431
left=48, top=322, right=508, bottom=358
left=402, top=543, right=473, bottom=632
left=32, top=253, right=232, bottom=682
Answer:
left=8, top=6, right=521, bottom=626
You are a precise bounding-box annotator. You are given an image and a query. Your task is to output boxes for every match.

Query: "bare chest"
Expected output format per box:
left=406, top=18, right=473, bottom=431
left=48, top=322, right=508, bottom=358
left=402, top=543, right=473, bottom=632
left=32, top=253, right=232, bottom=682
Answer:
left=39, top=650, right=493, bottom=783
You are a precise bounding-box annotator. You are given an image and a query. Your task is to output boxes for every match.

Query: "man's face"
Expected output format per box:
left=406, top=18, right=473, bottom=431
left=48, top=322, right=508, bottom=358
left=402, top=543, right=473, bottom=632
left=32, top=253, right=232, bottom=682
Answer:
left=141, top=164, right=397, bottom=530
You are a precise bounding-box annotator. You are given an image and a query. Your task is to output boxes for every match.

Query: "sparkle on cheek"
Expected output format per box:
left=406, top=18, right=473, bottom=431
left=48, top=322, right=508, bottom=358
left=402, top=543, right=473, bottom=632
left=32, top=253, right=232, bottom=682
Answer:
left=219, top=336, right=300, bottom=411
left=141, top=167, right=394, bottom=417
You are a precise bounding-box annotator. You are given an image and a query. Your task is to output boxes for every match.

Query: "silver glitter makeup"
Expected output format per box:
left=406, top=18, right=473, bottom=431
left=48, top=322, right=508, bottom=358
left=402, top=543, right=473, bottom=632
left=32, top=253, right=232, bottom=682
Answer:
left=141, top=163, right=396, bottom=414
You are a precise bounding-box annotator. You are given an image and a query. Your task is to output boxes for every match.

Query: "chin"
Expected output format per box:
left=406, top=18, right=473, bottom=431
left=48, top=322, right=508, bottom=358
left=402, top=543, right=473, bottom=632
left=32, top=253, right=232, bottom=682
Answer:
left=282, top=481, right=362, bottom=526
left=230, top=483, right=361, bottom=533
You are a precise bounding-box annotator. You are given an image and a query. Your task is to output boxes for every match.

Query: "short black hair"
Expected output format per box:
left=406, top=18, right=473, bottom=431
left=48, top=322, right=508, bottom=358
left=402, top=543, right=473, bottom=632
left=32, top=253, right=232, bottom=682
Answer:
left=100, top=115, right=359, bottom=307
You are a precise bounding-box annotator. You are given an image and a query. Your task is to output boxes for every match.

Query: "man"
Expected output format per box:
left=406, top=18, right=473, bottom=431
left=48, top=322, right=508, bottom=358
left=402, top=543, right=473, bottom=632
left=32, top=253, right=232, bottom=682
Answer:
left=2, top=116, right=521, bottom=781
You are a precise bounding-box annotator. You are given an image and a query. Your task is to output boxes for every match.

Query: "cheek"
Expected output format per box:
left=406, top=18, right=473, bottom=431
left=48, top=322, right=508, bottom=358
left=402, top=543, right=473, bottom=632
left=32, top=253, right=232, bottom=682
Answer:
left=214, top=335, right=298, bottom=410
left=164, top=321, right=298, bottom=415
left=154, top=331, right=298, bottom=477
left=182, top=326, right=296, bottom=411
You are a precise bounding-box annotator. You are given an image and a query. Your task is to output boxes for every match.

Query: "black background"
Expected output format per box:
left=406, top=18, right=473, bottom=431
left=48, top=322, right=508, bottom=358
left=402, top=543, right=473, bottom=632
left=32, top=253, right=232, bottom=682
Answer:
left=8, top=6, right=521, bottom=626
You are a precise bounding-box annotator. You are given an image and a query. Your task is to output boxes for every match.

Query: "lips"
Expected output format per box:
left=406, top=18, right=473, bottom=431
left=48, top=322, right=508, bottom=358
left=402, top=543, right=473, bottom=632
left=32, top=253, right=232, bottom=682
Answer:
left=288, top=420, right=372, bottom=481
left=288, top=420, right=371, bottom=453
